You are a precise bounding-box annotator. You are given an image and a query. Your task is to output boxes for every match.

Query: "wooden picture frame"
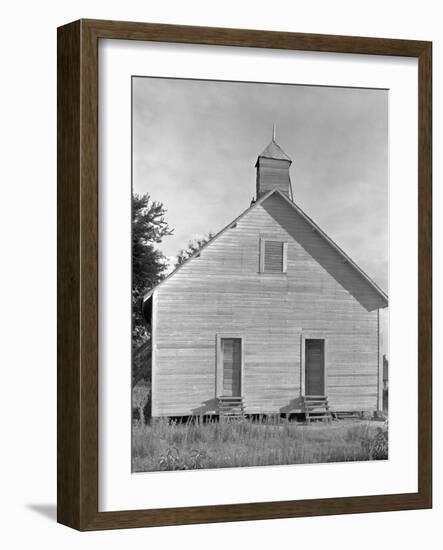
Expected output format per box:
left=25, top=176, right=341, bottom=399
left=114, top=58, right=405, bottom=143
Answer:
left=57, top=19, right=432, bottom=530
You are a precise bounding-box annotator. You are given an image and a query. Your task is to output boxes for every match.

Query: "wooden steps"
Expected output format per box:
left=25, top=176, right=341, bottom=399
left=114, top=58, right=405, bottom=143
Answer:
left=302, top=395, right=332, bottom=423
left=218, top=396, right=245, bottom=419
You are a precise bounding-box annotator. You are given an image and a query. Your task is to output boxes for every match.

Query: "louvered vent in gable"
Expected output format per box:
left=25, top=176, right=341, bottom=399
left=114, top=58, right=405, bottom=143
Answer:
left=260, top=238, right=288, bottom=273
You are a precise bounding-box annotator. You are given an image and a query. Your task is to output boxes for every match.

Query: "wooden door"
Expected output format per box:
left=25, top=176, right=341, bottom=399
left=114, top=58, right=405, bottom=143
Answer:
left=221, top=338, right=242, bottom=396
left=305, top=339, right=325, bottom=395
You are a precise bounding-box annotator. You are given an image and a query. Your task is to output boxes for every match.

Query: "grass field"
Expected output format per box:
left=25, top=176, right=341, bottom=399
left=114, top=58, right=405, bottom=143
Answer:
left=132, top=416, right=388, bottom=472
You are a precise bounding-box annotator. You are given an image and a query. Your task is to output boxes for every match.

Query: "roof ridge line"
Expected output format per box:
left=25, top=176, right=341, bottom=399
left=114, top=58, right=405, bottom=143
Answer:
left=143, top=188, right=388, bottom=305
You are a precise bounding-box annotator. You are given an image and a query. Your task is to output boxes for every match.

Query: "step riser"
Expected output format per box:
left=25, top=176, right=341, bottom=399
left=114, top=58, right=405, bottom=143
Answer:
left=302, top=396, right=329, bottom=401
left=218, top=396, right=245, bottom=417
left=218, top=397, right=243, bottom=402
left=218, top=397, right=244, bottom=400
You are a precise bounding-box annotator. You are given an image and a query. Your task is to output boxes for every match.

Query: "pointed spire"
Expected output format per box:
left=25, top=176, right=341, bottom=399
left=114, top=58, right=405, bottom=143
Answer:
left=257, top=129, right=291, bottom=162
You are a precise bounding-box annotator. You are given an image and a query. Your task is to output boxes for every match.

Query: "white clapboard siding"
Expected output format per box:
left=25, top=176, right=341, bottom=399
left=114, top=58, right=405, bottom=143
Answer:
left=152, top=192, right=383, bottom=416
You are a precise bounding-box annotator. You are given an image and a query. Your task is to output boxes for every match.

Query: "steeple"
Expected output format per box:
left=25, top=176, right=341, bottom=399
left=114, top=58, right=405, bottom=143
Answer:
left=255, top=127, right=293, bottom=200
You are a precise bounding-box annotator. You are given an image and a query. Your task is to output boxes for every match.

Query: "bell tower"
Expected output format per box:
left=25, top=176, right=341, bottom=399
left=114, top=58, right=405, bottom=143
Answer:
left=255, top=126, right=293, bottom=200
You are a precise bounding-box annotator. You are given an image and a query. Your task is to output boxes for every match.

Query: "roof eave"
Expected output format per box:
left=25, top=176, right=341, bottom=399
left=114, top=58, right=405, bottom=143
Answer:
left=142, top=189, right=277, bottom=303
left=255, top=156, right=292, bottom=167
left=142, top=187, right=389, bottom=307
left=269, top=189, right=389, bottom=305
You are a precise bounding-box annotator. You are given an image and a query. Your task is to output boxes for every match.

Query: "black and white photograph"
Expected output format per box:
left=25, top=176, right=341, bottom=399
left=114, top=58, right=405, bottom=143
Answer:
left=131, top=76, right=389, bottom=472
left=1, top=0, right=436, bottom=542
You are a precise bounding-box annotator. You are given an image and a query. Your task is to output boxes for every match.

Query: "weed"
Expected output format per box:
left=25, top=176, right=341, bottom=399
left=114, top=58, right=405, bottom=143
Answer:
left=158, top=447, right=208, bottom=470
left=132, top=417, right=388, bottom=472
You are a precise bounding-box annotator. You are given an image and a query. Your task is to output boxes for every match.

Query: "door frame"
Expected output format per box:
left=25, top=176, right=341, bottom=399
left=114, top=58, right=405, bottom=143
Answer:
left=300, top=333, right=328, bottom=396
left=215, top=334, right=244, bottom=397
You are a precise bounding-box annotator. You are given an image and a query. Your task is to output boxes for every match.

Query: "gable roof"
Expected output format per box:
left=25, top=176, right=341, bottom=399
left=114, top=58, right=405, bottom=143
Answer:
left=143, top=188, right=388, bottom=307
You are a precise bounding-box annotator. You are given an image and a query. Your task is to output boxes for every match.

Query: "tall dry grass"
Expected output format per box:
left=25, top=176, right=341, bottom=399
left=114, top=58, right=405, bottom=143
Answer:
left=132, top=417, right=388, bottom=472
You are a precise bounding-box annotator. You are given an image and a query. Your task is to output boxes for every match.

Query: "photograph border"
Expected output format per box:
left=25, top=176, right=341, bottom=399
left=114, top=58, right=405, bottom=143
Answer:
left=57, top=19, right=432, bottom=530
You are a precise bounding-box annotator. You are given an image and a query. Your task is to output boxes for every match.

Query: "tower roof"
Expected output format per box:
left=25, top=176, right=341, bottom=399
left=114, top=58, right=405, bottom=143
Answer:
left=258, top=139, right=292, bottom=162
left=256, top=126, right=292, bottom=164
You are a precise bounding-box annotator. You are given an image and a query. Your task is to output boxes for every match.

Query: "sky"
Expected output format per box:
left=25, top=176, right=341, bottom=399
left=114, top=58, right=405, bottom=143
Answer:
left=133, top=76, right=388, bottom=292
left=132, top=77, right=389, bottom=350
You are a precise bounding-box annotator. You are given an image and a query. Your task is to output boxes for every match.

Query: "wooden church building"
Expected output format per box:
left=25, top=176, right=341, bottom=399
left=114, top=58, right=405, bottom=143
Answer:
left=143, top=132, right=388, bottom=419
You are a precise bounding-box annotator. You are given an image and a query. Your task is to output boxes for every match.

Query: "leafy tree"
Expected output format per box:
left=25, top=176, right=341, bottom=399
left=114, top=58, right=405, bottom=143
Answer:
left=175, top=233, right=214, bottom=268
left=132, top=193, right=173, bottom=348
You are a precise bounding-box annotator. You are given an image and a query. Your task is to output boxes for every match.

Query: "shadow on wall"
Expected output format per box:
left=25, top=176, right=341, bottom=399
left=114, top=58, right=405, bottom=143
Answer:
left=279, top=396, right=305, bottom=413
left=191, top=398, right=219, bottom=416
left=262, top=195, right=387, bottom=312
left=190, top=397, right=306, bottom=416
